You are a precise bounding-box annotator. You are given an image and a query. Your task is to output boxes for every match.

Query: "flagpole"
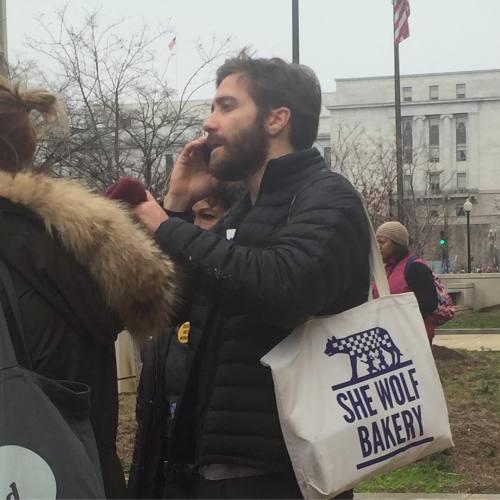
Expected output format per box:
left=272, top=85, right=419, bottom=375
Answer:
left=175, top=40, right=179, bottom=96
left=292, top=0, right=299, bottom=63
left=0, top=0, right=8, bottom=77
left=393, top=18, right=404, bottom=223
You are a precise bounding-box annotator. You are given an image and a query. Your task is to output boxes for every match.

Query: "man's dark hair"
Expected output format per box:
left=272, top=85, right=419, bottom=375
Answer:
left=216, top=50, right=321, bottom=150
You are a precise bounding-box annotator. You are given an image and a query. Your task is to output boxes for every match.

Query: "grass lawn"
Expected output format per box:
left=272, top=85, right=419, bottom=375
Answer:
left=443, top=310, right=500, bottom=329
left=355, top=451, right=464, bottom=493
left=355, top=349, right=500, bottom=494
left=118, top=348, right=500, bottom=494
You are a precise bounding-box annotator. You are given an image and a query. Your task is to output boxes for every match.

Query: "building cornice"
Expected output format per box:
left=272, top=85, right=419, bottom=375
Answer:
left=335, top=68, right=500, bottom=83
left=327, top=96, right=500, bottom=112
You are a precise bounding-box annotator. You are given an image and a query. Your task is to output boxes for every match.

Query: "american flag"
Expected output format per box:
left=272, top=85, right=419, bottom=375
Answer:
left=168, top=36, right=177, bottom=51
left=393, top=0, right=410, bottom=45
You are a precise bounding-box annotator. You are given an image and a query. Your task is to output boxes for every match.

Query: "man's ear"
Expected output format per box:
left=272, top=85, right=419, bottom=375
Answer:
left=265, top=107, right=291, bottom=137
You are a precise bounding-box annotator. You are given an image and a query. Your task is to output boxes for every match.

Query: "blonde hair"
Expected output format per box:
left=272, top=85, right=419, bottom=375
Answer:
left=0, top=76, right=64, bottom=173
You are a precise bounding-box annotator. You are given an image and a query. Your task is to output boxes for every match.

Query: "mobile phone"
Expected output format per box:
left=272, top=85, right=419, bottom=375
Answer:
left=201, top=143, right=212, bottom=164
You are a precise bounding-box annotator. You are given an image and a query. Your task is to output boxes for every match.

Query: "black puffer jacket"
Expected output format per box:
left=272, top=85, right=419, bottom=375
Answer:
left=154, top=148, right=370, bottom=475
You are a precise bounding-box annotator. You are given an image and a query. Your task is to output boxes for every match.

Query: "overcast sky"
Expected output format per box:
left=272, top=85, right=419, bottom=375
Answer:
left=7, top=0, right=500, bottom=98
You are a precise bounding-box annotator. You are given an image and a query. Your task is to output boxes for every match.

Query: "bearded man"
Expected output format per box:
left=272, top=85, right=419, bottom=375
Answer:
left=135, top=51, right=370, bottom=499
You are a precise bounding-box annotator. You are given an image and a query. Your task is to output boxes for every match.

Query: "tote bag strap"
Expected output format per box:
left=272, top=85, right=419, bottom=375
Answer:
left=0, top=294, right=18, bottom=369
left=0, top=258, right=33, bottom=369
left=361, top=201, right=390, bottom=298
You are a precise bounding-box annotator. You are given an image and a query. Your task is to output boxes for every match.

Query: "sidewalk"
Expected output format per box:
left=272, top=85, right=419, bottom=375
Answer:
left=357, top=494, right=500, bottom=499
left=433, top=331, right=500, bottom=351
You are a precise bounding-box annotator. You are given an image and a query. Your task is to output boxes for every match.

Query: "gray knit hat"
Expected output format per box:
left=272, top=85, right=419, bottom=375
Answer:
left=376, top=221, right=409, bottom=247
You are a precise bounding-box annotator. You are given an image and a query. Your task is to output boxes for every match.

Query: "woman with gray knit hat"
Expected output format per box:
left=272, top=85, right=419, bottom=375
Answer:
left=373, top=221, right=438, bottom=342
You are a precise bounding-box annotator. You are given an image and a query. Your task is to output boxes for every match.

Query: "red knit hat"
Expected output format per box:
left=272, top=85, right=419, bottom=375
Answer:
left=105, top=177, right=147, bottom=206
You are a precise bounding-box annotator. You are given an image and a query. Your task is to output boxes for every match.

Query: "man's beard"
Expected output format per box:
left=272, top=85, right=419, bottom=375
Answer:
left=208, top=118, right=268, bottom=182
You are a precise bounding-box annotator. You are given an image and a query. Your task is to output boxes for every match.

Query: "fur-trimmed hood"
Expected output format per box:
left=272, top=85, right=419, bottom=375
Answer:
left=0, top=170, right=177, bottom=337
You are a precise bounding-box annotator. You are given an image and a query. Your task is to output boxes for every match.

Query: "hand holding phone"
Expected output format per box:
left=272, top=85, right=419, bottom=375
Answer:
left=164, top=136, right=219, bottom=212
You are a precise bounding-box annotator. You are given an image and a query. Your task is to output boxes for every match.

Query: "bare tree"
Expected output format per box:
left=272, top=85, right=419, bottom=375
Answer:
left=401, top=133, right=457, bottom=261
left=331, top=123, right=396, bottom=227
left=121, top=43, right=222, bottom=195
left=331, top=123, right=457, bottom=261
left=24, top=8, right=228, bottom=196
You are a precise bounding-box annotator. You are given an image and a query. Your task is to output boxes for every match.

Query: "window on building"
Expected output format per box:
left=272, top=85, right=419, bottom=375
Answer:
left=428, top=172, right=441, bottom=194
left=402, top=86, right=412, bottom=102
left=428, top=116, right=440, bottom=162
left=323, top=146, right=332, bottom=168
left=403, top=174, right=413, bottom=193
left=456, top=115, right=467, bottom=161
left=456, top=83, right=466, bottom=99
left=402, top=117, right=413, bottom=163
left=457, top=172, right=467, bottom=192
left=429, top=85, right=439, bottom=100
left=119, top=114, right=132, bottom=129
left=456, top=204, right=465, bottom=217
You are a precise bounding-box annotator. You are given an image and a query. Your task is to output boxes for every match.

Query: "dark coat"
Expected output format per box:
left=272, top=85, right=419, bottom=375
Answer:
left=154, top=148, right=371, bottom=476
left=128, top=323, right=192, bottom=498
left=0, top=171, right=177, bottom=498
left=0, top=198, right=126, bottom=497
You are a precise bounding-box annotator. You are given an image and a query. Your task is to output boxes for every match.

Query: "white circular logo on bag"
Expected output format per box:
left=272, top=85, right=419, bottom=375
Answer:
left=0, top=446, right=56, bottom=499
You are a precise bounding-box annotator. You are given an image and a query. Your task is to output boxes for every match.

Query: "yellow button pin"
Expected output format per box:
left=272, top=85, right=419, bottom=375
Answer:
left=177, top=322, right=190, bottom=344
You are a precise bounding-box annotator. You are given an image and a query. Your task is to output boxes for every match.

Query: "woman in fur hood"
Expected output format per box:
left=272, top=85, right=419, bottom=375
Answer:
left=0, top=78, right=177, bottom=497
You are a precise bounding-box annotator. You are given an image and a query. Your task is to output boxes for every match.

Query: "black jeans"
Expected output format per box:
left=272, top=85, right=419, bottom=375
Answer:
left=164, top=470, right=354, bottom=499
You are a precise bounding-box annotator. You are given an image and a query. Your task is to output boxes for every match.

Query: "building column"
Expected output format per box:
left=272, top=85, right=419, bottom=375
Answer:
left=440, top=114, right=454, bottom=180
left=413, top=115, right=426, bottom=191
left=413, top=115, right=426, bottom=150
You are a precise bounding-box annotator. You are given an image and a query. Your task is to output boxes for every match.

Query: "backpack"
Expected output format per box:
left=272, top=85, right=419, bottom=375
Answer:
left=405, top=255, right=455, bottom=326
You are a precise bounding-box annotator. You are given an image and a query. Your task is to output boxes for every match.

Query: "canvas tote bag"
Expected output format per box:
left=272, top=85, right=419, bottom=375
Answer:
left=0, top=259, right=105, bottom=499
left=261, top=216, right=453, bottom=499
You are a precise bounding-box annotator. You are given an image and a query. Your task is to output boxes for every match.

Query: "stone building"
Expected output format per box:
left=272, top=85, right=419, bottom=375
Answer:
left=125, top=70, right=500, bottom=271
left=325, top=69, right=500, bottom=271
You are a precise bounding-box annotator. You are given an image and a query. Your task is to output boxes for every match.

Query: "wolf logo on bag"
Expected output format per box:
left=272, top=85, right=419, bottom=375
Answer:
left=325, top=327, right=404, bottom=386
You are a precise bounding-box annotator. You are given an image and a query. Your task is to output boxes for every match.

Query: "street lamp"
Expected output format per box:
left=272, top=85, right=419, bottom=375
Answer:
left=463, top=198, right=473, bottom=273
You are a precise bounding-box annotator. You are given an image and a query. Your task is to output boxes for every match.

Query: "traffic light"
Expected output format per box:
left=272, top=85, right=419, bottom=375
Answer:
left=439, top=230, right=447, bottom=247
